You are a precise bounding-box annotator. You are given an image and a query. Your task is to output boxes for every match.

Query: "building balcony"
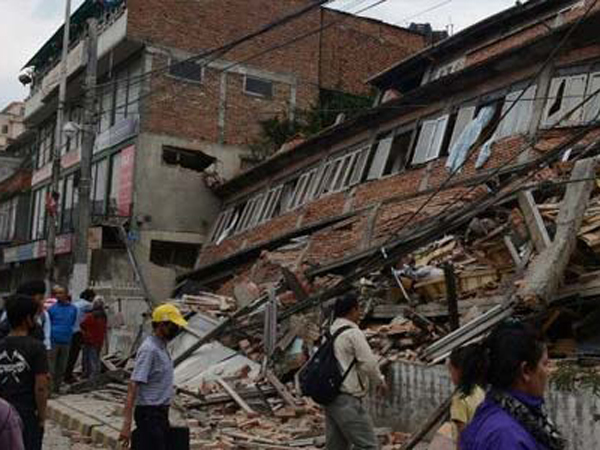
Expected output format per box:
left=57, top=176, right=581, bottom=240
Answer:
left=24, top=7, right=131, bottom=123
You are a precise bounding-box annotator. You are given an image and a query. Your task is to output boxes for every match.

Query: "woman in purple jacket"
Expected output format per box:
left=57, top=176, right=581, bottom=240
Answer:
left=460, top=321, right=565, bottom=450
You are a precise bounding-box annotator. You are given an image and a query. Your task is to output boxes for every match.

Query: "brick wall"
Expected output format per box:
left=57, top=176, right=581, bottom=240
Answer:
left=128, top=0, right=425, bottom=144
left=304, top=213, right=369, bottom=265
left=320, top=9, right=426, bottom=95
left=462, top=2, right=600, bottom=73
left=197, top=127, right=574, bottom=270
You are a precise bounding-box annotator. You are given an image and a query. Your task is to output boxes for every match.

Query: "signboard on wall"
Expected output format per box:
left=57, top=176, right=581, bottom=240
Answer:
left=3, top=242, right=37, bottom=264
left=31, top=149, right=82, bottom=187
left=117, top=145, right=135, bottom=216
left=37, top=234, right=73, bottom=258
left=94, top=116, right=139, bottom=154
left=61, top=148, right=81, bottom=170
left=3, top=234, right=73, bottom=263
left=31, top=164, right=52, bottom=186
left=88, top=227, right=103, bottom=250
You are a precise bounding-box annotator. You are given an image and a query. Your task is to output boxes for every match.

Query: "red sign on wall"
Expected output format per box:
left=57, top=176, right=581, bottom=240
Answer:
left=117, top=145, right=135, bottom=216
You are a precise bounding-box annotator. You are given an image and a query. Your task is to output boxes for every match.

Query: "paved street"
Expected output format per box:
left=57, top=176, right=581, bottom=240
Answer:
left=43, top=420, right=95, bottom=450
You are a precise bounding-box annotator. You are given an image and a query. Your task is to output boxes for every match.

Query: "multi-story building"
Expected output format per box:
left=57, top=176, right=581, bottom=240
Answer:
left=0, top=131, right=36, bottom=295
left=183, top=0, right=600, bottom=294
left=0, top=102, right=25, bottom=152
left=2, top=0, right=428, bottom=298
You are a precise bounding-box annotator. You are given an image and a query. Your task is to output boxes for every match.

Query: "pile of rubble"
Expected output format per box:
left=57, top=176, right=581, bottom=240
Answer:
left=71, top=156, right=600, bottom=448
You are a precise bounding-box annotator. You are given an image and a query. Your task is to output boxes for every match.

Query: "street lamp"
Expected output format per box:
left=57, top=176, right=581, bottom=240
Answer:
left=63, top=121, right=83, bottom=140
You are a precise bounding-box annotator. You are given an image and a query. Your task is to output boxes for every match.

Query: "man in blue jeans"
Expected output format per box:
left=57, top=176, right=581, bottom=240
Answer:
left=47, top=286, right=77, bottom=393
left=119, top=304, right=188, bottom=450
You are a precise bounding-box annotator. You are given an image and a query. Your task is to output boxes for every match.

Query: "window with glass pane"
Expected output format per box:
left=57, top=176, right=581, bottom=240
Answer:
left=0, top=198, right=17, bottom=242
left=128, top=62, right=142, bottom=117
left=92, top=159, right=108, bottom=215
left=62, top=176, right=74, bottom=232
left=109, top=152, right=122, bottom=215
left=100, top=85, right=115, bottom=133
left=115, top=72, right=128, bottom=123
left=32, top=187, right=48, bottom=240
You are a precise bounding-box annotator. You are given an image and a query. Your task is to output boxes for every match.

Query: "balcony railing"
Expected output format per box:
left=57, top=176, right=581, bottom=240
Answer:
left=24, top=4, right=128, bottom=119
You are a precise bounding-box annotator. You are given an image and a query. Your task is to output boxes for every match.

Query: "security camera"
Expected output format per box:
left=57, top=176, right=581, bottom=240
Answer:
left=18, top=68, right=34, bottom=86
left=18, top=73, right=32, bottom=86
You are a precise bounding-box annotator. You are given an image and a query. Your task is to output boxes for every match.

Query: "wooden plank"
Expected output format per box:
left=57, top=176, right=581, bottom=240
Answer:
left=503, top=235, right=522, bottom=266
left=216, top=377, right=257, bottom=415
left=277, top=329, right=298, bottom=351
left=443, top=264, right=460, bottom=331
left=281, top=267, right=309, bottom=302
left=518, top=190, right=552, bottom=253
left=265, top=370, right=298, bottom=408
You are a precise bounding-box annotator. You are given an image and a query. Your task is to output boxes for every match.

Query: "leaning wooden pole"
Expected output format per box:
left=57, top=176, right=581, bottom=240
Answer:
left=400, top=393, right=454, bottom=450
left=518, top=157, right=597, bottom=306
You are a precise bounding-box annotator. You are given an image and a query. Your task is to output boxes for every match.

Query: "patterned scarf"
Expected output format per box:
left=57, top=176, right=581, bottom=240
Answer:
left=489, top=389, right=566, bottom=450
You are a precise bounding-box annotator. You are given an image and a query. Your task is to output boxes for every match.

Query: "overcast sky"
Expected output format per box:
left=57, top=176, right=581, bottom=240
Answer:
left=0, top=0, right=516, bottom=107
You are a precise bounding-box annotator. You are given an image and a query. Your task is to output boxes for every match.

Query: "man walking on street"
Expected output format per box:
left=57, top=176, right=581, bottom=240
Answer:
left=47, top=286, right=77, bottom=393
left=0, top=295, right=50, bottom=450
left=326, top=294, right=387, bottom=450
left=64, top=289, right=95, bottom=383
left=119, top=304, right=188, bottom=450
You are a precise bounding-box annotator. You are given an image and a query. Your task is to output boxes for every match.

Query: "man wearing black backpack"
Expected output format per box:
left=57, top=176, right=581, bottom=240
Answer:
left=325, top=294, right=387, bottom=450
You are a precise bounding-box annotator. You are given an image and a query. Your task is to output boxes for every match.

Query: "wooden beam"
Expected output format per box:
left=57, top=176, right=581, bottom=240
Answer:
left=518, top=190, right=552, bottom=253
left=265, top=370, right=298, bottom=408
left=503, top=235, right=522, bottom=266
left=519, top=158, right=597, bottom=304
left=281, top=267, right=309, bottom=302
left=400, top=393, right=453, bottom=450
left=443, top=264, right=460, bottom=331
left=216, top=377, right=256, bottom=415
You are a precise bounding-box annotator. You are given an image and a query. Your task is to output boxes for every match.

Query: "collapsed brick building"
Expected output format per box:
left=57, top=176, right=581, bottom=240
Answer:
left=186, top=0, right=600, bottom=293
left=0, top=0, right=428, bottom=299
left=168, top=2, right=600, bottom=447
left=26, top=2, right=600, bottom=449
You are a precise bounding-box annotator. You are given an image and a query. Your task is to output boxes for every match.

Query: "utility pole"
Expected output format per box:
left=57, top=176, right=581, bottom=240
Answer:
left=443, top=263, right=460, bottom=331
left=71, top=18, right=98, bottom=297
left=45, top=0, right=72, bottom=291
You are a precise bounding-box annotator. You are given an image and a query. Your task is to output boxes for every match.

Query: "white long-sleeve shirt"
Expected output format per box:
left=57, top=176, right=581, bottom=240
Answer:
left=331, top=318, right=384, bottom=398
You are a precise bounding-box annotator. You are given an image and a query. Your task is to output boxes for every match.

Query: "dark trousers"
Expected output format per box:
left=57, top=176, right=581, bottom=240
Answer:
left=64, top=331, right=83, bottom=382
left=16, top=408, right=44, bottom=450
left=48, top=343, right=70, bottom=392
left=133, top=405, right=169, bottom=450
left=82, top=345, right=101, bottom=379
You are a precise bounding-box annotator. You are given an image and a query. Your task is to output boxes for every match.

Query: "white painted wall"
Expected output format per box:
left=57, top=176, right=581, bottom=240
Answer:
left=366, top=361, right=600, bottom=449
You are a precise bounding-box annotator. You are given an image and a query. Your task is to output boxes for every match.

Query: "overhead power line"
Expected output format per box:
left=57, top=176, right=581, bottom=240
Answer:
left=382, top=0, right=600, bottom=244
left=91, top=0, right=390, bottom=120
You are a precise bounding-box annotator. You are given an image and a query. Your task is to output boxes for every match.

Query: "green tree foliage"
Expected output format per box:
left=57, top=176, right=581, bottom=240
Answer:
left=249, top=89, right=373, bottom=160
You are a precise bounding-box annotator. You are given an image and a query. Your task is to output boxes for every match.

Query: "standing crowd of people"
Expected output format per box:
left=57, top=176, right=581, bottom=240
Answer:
left=0, top=281, right=107, bottom=450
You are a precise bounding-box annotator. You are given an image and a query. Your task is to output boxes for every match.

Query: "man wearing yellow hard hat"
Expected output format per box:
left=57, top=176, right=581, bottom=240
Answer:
left=119, top=304, right=187, bottom=450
